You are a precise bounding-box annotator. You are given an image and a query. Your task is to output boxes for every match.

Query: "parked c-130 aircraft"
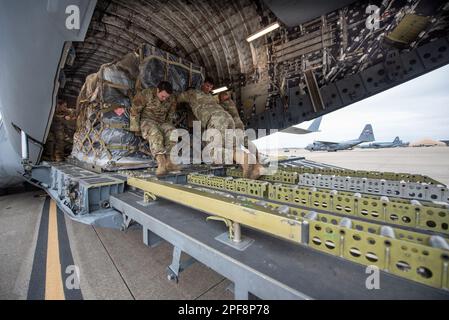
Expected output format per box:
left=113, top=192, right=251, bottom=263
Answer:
left=359, top=136, right=409, bottom=149
left=305, top=124, right=375, bottom=152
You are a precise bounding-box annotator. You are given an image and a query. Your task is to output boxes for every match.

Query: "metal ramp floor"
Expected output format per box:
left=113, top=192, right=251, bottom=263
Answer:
left=110, top=191, right=449, bottom=300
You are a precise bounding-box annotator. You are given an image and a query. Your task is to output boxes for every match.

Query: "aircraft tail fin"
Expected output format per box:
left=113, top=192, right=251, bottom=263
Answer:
left=393, top=136, right=400, bottom=144
left=307, top=116, right=322, bottom=132
left=359, top=124, right=375, bottom=142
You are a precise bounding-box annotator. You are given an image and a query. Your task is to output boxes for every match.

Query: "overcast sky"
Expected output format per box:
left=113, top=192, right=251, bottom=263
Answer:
left=255, top=64, right=449, bottom=149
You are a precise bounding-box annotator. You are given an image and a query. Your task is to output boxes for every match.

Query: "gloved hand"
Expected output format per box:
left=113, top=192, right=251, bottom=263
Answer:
left=129, top=107, right=141, bottom=132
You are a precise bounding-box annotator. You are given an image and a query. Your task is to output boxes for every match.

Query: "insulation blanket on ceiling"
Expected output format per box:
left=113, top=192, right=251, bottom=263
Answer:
left=70, top=44, right=203, bottom=170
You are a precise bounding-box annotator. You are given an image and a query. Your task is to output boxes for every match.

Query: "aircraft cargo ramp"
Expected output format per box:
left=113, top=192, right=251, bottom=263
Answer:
left=19, top=155, right=449, bottom=300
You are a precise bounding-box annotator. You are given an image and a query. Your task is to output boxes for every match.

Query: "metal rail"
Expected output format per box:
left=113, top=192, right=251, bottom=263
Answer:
left=227, top=168, right=449, bottom=202
left=280, top=164, right=444, bottom=185
left=127, top=177, right=305, bottom=244
left=186, top=174, right=449, bottom=289
left=110, top=191, right=449, bottom=299
left=126, top=175, right=449, bottom=290
left=110, top=192, right=312, bottom=300
left=191, top=173, right=449, bottom=236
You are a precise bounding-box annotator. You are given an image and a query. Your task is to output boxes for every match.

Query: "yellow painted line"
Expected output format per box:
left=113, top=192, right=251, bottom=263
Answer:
left=45, top=200, right=65, bottom=300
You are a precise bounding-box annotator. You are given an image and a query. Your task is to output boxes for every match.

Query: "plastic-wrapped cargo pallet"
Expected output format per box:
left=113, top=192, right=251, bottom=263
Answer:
left=138, top=44, right=204, bottom=92
left=71, top=44, right=204, bottom=171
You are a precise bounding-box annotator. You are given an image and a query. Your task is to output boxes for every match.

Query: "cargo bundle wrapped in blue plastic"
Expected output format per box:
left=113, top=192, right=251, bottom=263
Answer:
left=71, top=44, right=204, bottom=171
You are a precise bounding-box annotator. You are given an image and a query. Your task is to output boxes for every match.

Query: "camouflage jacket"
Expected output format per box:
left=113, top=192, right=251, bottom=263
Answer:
left=177, top=89, right=225, bottom=125
left=220, top=99, right=245, bottom=130
left=131, top=87, right=176, bottom=125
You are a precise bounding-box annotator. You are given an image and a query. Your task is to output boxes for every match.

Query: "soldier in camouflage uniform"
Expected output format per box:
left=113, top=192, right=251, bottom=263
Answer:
left=177, top=78, right=264, bottom=179
left=218, top=91, right=245, bottom=130
left=130, top=81, right=179, bottom=176
left=176, top=77, right=235, bottom=165
left=218, top=91, right=265, bottom=180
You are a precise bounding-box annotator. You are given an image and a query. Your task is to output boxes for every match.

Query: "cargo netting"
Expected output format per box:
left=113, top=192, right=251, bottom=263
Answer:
left=71, top=44, right=204, bottom=170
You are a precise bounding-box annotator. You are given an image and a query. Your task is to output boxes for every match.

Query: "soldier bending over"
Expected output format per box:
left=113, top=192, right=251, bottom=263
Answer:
left=177, top=77, right=264, bottom=179
left=130, top=81, right=180, bottom=176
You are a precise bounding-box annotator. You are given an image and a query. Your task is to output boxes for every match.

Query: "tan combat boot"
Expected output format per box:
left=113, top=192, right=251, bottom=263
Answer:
left=233, top=149, right=251, bottom=178
left=165, top=154, right=181, bottom=172
left=155, top=154, right=168, bottom=176
left=249, top=163, right=265, bottom=180
left=236, top=148, right=265, bottom=180
left=242, top=155, right=251, bottom=179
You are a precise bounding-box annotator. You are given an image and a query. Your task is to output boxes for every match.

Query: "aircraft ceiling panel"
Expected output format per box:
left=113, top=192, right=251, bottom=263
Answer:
left=255, top=0, right=449, bottom=129
left=400, top=50, right=426, bottom=79
left=267, top=99, right=286, bottom=130
left=416, top=37, right=449, bottom=70
left=50, top=0, right=449, bottom=133
left=335, top=74, right=368, bottom=106
left=263, top=0, right=355, bottom=27
left=60, top=0, right=266, bottom=102
left=286, top=88, right=314, bottom=124
left=360, top=63, right=393, bottom=95
left=320, top=83, right=343, bottom=110
left=256, top=112, right=270, bottom=131
left=246, top=117, right=257, bottom=130
left=260, top=110, right=272, bottom=131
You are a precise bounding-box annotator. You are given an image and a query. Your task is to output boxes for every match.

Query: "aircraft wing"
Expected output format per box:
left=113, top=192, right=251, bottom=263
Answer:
left=280, top=127, right=313, bottom=135
left=280, top=116, right=322, bottom=135
left=315, top=141, right=339, bottom=146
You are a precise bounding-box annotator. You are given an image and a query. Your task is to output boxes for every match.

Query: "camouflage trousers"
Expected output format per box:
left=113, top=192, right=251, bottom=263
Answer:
left=201, top=108, right=236, bottom=164
left=197, top=107, right=235, bottom=145
left=140, top=119, right=176, bottom=156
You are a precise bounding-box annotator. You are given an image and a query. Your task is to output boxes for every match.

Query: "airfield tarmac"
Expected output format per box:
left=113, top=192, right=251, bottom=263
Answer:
left=279, top=146, right=449, bottom=185
left=1, top=146, right=448, bottom=300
